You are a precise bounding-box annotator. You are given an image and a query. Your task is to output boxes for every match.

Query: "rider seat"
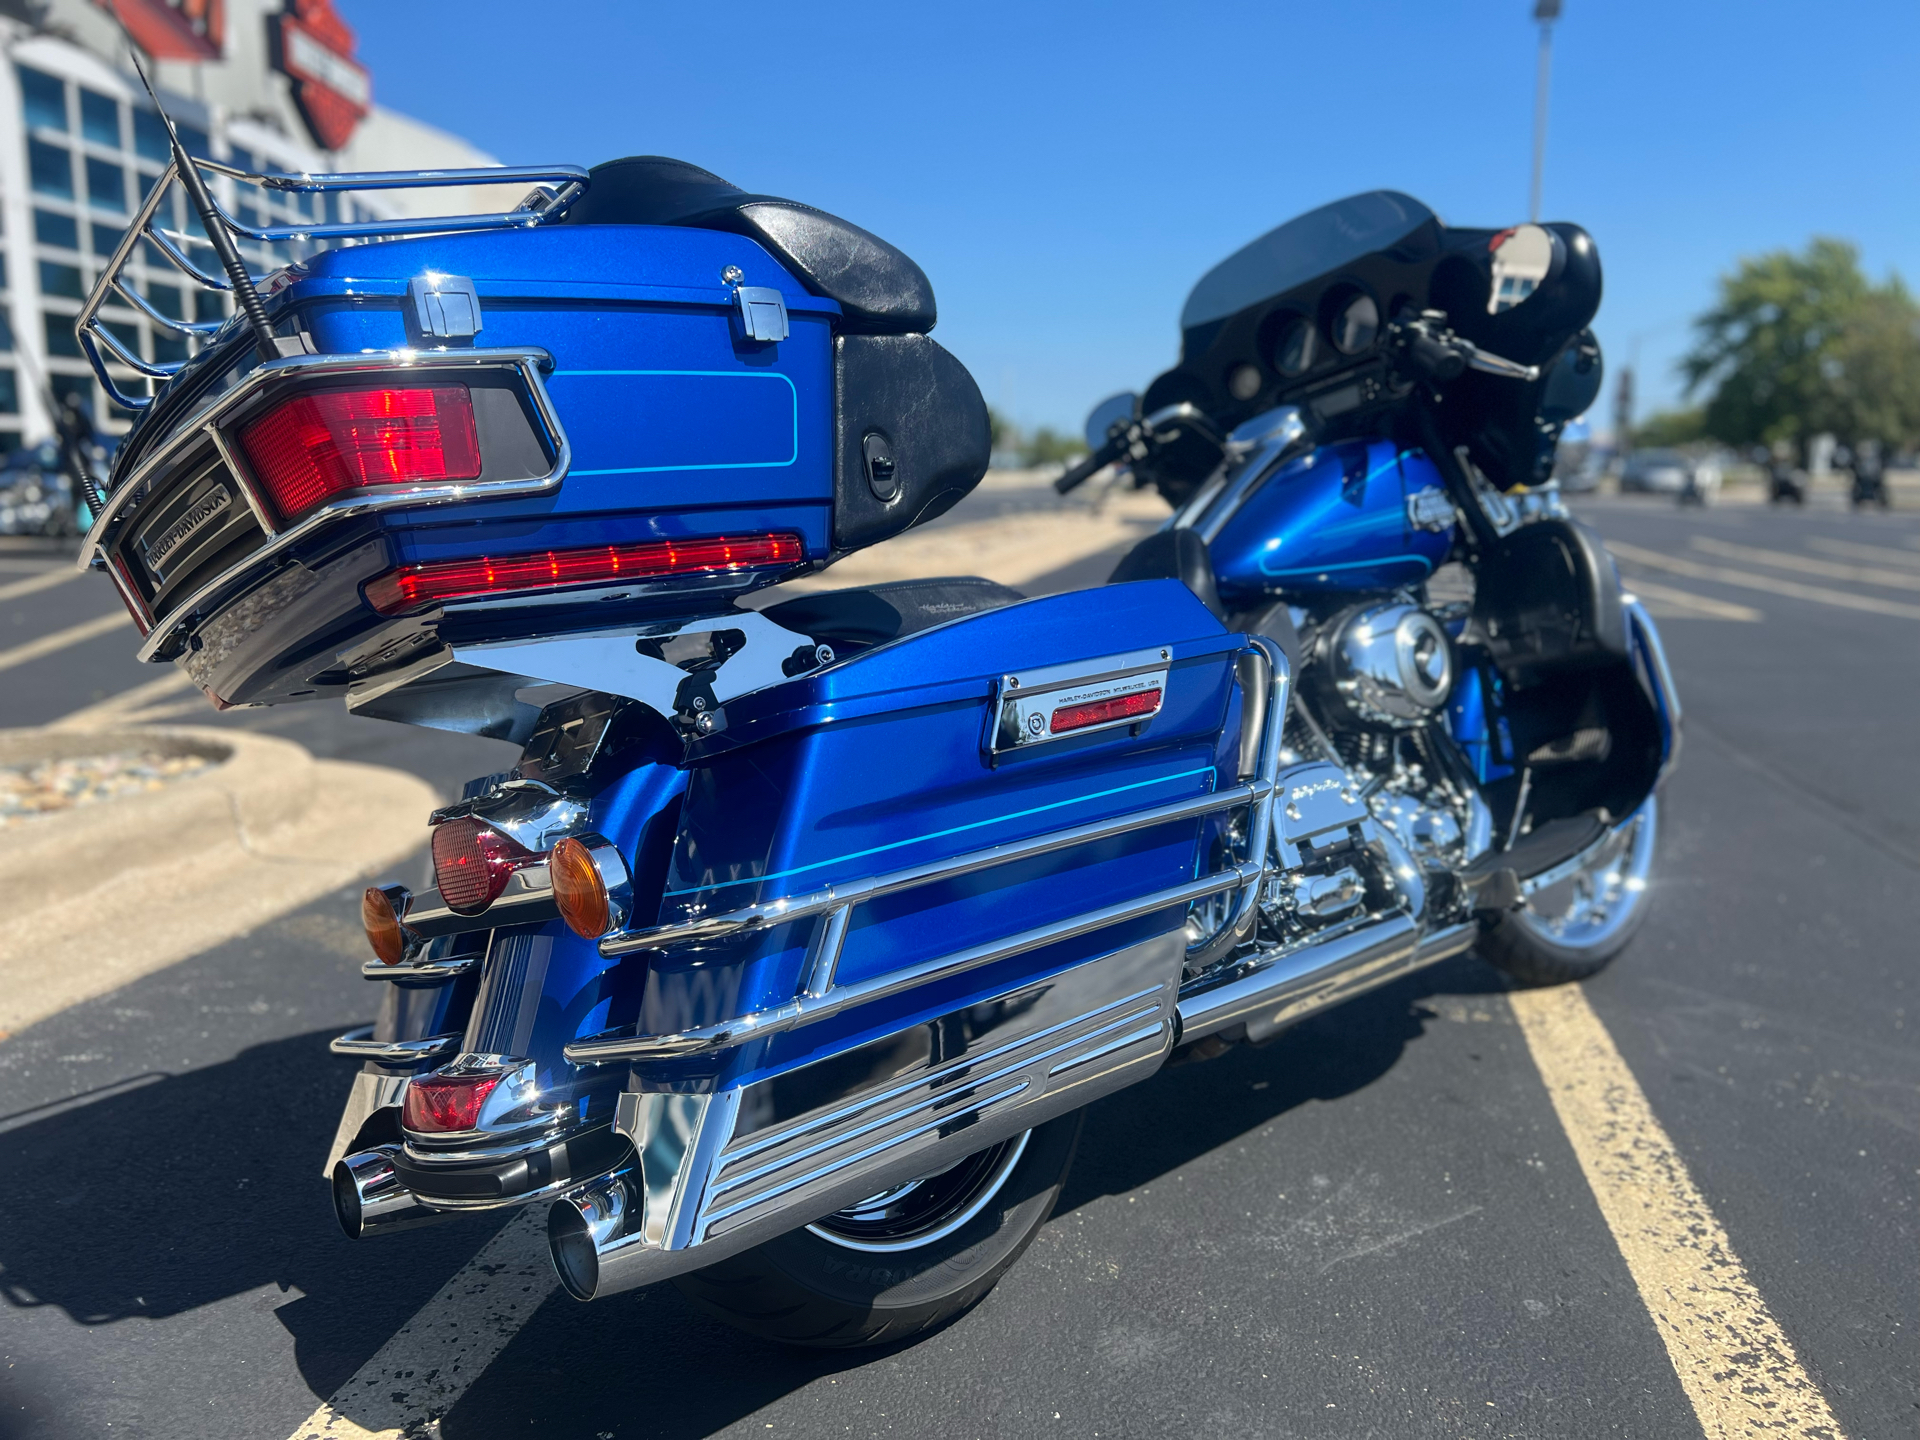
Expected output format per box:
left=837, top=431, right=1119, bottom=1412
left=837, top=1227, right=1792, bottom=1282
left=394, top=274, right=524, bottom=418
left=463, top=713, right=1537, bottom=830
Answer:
left=559, top=156, right=936, bottom=335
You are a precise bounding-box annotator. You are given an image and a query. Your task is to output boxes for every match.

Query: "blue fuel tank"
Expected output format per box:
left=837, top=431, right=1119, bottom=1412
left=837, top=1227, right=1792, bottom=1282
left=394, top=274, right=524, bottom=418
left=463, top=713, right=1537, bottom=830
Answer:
left=1209, top=441, right=1455, bottom=604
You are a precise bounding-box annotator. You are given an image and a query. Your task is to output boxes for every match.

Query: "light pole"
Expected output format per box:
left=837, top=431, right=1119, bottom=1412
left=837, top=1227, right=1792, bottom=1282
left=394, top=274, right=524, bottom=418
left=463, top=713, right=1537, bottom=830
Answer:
left=1531, top=0, right=1561, bottom=222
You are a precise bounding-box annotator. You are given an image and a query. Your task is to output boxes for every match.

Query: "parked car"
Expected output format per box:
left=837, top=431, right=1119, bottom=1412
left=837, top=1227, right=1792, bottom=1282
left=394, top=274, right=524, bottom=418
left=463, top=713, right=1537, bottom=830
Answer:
left=1621, top=448, right=1692, bottom=494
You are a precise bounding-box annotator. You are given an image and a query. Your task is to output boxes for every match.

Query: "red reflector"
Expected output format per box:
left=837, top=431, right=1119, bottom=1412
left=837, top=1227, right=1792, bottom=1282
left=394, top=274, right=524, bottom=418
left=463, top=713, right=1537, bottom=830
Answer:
left=403, top=1072, right=502, bottom=1133
left=431, top=819, right=535, bottom=914
left=365, top=532, right=806, bottom=615
left=1050, top=688, right=1162, bottom=735
left=237, top=384, right=480, bottom=525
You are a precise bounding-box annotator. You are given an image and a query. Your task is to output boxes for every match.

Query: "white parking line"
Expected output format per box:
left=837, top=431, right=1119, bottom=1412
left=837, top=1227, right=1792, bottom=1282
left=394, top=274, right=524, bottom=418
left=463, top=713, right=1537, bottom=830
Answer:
left=0, top=567, right=83, bottom=603
left=1606, top=540, right=1920, bottom=622
left=287, top=1208, right=559, bottom=1439
left=0, top=610, right=128, bottom=673
left=1690, top=535, right=1920, bottom=591
left=1511, top=984, right=1847, bottom=1440
left=1620, top=579, right=1761, bottom=621
left=51, top=668, right=198, bottom=729
left=1807, top=536, right=1920, bottom=570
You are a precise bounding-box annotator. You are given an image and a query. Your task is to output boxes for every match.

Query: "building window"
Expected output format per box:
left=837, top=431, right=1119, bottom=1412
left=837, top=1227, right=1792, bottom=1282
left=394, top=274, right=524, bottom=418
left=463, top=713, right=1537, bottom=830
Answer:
left=0, top=369, right=18, bottom=415
left=176, top=122, right=210, bottom=159
left=133, top=107, right=171, bottom=163
left=34, top=208, right=79, bottom=249
left=29, top=139, right=73, bottom=200
left=145, top=282, right=183, bottom=319
left=103, top=318, right=141, bottom=359
left=193, top=290, right=224, bottom=323
left=85, top=157, right=126, bottom=212
left=17, top=66, right=65, bottom=131
left=152, top=332, right=187, bottom=366
left=38, top=260, right=85, bottom=300
left=0, top=253, right=9, bottom=290
left=43, top=311, right=81, bottom=357
left=0, top=432, right=19, bottom=457
left=50, top=373, right=93, bottom=415
left=0, top=307, right=14, bottom=352
left=79, top=88, right=120, bottom=148
left=91, top=221, right=124, bottom=257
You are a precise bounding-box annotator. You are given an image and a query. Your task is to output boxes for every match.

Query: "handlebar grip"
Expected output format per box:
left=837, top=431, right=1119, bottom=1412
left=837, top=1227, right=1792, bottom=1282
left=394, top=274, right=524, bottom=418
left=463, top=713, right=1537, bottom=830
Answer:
left=1054, top=439, right=1121, bottom=494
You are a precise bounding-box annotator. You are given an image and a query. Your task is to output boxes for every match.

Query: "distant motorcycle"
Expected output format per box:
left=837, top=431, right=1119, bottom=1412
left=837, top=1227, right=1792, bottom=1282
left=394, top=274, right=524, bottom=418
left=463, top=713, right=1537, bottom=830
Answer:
left=1852, top=439, right=1890, bottom=510
left=73, top=105, right=1677, bottom=1350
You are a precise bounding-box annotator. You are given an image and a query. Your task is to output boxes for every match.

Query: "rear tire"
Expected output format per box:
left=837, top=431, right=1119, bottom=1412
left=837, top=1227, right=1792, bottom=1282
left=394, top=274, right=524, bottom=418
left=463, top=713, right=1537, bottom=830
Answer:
left=1477, top=798, right=1659, bottom=986
left=672, top=1110, right=1084, bottom=1349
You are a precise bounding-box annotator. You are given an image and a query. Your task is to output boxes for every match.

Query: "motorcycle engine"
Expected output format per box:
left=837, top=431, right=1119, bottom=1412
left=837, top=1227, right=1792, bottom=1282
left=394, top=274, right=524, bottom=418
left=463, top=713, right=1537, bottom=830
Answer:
left=1312, top=600, right=1454, bottom=730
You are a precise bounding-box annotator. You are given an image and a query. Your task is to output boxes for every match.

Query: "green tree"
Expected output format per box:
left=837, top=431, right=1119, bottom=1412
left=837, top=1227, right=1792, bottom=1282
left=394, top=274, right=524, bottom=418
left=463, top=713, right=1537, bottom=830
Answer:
left=1633, top=407, right=1708, bottom=448
left=1680, top=238, right=1920, bottom=447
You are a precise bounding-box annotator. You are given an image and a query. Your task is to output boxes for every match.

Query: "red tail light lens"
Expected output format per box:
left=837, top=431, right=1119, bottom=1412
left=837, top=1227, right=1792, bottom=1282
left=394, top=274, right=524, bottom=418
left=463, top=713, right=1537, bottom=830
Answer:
left=403, top=1072, right=502, bottom=1133
left=237, top=384, right=481, bottom=525
left=431, top=819, right=535, bottom=914
left=364, top=532, right=806, bottom=615
left=1051, top=688, right=1162, bottom=735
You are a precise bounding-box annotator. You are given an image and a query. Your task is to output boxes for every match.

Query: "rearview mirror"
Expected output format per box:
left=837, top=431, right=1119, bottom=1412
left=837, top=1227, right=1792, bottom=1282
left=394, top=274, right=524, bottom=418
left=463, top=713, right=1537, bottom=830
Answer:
left=1083, top=392, right=1139, bottom=451
left=1488, top=224, right=1559, bottom=314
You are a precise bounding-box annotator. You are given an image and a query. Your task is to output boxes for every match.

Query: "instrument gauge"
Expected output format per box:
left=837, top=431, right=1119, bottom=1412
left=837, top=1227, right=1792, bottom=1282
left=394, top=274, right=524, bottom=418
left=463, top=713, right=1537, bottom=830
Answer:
left=1227, top=363, right=1262, bottom=401
left=1331, top=293, right=1380, bottom=355
left=1272, top=315, right=1316, bottom=377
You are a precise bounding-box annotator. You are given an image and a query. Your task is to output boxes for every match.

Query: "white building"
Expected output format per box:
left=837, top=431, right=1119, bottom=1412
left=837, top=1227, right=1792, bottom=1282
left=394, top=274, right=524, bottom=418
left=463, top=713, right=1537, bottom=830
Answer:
left=0, top=0, right=505, bottom=450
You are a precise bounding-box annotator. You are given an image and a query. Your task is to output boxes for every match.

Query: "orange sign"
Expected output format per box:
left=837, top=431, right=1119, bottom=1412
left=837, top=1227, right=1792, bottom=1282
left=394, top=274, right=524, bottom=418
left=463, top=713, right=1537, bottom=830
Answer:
left=273, top=0, right=371, bottom=151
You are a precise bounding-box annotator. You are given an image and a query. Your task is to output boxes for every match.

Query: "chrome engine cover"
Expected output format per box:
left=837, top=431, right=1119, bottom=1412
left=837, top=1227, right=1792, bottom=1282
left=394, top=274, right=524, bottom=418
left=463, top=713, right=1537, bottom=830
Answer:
left=1318, top=601, right=1454, bottom=728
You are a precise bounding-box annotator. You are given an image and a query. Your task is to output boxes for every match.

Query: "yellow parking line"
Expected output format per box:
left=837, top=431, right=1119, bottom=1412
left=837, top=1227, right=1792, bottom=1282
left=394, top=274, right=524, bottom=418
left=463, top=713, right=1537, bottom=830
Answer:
left=1606, top=540, right=1920, bottom=621
left=287, top=1208, right=557, bottom=1439
left=0, top=567, right=84, bottom=603
left=0, top=610, right=127, bottom=673
left=1691, top=536, right=1920, bottom=592
left=1510, top=985, right=1847, bottom=1440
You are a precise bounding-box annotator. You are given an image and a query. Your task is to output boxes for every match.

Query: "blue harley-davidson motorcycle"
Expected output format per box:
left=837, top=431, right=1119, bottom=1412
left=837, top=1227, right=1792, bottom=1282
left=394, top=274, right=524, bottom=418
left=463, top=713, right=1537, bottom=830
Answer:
left=76, top=125, right=1676, bottom=1349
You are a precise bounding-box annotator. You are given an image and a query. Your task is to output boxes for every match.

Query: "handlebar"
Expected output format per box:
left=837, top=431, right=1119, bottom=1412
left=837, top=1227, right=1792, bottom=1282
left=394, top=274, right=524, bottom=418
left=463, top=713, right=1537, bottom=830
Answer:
left=1054, top=436, right=1124, bottom=494
left=1391, top=312, right=1539, bottom=385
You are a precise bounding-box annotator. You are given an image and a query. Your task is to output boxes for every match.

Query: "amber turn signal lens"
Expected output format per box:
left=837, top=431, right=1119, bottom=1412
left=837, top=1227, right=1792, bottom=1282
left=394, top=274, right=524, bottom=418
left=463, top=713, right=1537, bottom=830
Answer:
left=362, top=885, right=408, bottom=964
left=550, top=837, right=611, bottom=939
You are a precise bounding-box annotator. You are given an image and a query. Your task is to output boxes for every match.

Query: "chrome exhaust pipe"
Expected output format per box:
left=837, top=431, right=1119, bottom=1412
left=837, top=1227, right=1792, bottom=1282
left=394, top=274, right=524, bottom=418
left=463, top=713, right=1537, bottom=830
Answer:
left=546, top=1168, right=636, bottom=1301
left=332, top=1146, right=446, bottom=1239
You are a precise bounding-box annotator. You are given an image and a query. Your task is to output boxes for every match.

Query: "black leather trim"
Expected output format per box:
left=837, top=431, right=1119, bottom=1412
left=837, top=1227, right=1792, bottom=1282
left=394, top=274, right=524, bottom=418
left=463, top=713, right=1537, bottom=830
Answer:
left=560, top=156, right=935, bottom=334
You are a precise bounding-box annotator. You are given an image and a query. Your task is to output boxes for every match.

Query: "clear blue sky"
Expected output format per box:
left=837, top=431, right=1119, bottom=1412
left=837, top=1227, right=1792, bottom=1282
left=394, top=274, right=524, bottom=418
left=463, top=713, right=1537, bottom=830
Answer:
left=341, top=0, right=1919, bottom=438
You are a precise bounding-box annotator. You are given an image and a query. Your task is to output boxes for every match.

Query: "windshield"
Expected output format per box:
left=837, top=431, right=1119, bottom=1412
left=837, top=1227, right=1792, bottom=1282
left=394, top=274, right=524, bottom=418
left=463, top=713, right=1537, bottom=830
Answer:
left=1180, top=191, right=1437, bottom=333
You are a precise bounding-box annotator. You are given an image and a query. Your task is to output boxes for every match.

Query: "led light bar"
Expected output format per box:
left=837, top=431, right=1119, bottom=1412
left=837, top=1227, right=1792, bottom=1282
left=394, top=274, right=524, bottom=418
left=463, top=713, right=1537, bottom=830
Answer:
left=364, top=532, right=806, bottom=615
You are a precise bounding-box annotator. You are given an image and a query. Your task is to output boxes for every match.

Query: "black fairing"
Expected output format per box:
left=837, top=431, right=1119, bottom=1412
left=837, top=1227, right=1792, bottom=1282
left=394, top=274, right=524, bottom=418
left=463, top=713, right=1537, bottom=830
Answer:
left=832, top=333, right=990, bottom=555
left=1473, top=518, right=1627, bottom=683
left=559, top=156, right=936, bottom=334
left=1141, top=205, right=1603, bottom=491
left=1107, top=528, right=1224, bottom=618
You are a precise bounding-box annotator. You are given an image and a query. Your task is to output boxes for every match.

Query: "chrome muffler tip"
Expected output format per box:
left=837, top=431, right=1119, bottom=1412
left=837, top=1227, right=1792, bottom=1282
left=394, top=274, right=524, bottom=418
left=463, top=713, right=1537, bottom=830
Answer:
left=546, top=1169, right=634, bottom=1301
left=332, top=1146, right=444, bottom=1239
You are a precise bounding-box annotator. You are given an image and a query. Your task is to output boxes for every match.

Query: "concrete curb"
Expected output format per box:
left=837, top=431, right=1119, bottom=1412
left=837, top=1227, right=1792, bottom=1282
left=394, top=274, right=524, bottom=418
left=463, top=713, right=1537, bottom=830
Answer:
left=0, top=726, right=438, bottom=1036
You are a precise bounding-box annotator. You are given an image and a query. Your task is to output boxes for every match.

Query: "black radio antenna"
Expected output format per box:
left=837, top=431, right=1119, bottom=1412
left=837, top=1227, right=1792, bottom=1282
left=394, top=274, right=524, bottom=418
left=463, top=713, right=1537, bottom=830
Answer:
left=123, top=47, right=280, bottom=362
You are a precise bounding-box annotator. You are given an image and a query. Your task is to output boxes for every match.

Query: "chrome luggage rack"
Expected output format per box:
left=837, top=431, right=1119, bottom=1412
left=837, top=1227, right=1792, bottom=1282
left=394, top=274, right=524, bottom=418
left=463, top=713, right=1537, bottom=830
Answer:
left=76, top=156, right=590, bottom=415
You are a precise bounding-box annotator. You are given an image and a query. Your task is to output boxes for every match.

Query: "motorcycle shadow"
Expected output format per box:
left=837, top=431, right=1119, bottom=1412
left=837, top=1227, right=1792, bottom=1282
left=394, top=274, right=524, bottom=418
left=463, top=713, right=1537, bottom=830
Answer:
left=425, top=950, right=1514, bottom=1440
left=0, top=1025, right=521, bottom=1402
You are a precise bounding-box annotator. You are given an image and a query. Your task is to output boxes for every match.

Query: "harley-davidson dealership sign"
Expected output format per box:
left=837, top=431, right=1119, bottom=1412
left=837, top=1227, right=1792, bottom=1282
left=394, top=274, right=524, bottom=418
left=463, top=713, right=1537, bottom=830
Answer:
left=272, top=0, right=370, bottom=151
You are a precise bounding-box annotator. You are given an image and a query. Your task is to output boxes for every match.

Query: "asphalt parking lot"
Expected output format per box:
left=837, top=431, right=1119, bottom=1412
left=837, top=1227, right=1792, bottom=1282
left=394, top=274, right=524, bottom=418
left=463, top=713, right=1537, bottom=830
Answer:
left=0, top=489, right=1914, bottom=1439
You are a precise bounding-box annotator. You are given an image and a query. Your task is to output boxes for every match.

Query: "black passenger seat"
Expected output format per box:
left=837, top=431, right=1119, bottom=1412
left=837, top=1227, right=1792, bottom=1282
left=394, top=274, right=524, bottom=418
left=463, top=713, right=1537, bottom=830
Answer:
left=560, top=156, right=936, bottom=336
left=756, top=577, right=1024, bottom=651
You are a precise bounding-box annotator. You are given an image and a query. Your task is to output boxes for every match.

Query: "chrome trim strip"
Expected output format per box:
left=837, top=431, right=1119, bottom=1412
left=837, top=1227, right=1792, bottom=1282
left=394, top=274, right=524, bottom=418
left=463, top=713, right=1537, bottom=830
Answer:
left=1625, top=598, right=1683, bottom=779
left=1191, top=410, right=1313, bottom=543
left=328, top=1026, right=463, bottom=1065
left=361, top=954, right=482, bottom=983
left=600, top=781, right=1265, bottom=958
left=566, top=863, right=1258, bottom=1065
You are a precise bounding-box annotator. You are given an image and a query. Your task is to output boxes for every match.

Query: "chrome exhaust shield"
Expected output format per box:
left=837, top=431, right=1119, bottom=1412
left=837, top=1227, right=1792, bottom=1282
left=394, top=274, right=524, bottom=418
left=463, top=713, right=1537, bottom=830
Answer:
left=550, top=928, right=1189, bottom=1300
left=332, top=1145, right=447, bottom=1238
